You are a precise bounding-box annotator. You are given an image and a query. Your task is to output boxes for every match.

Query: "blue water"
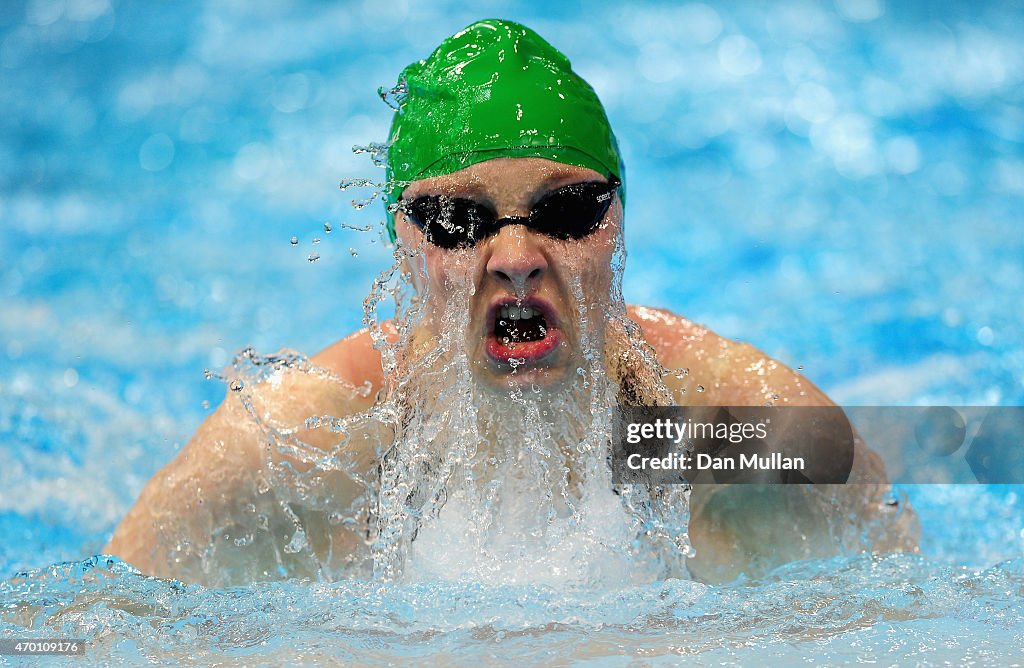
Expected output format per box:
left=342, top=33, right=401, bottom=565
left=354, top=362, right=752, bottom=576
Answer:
left=2, top=0, right=1023, bottom=663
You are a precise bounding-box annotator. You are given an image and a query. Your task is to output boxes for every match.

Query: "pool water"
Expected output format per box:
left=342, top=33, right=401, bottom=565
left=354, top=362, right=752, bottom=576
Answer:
left=2, top=0, right=1023, bottom=663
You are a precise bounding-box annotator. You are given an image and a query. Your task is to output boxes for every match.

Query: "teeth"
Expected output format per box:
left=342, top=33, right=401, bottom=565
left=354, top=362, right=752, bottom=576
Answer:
left=498, top=304, right=538, bottom=321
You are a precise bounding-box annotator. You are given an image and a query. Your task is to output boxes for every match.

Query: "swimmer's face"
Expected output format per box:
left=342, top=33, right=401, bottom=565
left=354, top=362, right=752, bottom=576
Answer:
left=396, top=157, right=622, bottom=391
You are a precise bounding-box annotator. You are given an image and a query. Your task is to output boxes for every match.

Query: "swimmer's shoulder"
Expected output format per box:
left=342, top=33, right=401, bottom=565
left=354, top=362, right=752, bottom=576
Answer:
left=311, top=322, right=397, bottom=396
left=626, top=304, right=831, bottom=406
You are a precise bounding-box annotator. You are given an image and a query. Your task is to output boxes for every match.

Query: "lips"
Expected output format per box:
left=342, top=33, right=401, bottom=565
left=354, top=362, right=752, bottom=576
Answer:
left=484, top=297, right=562, bottom=366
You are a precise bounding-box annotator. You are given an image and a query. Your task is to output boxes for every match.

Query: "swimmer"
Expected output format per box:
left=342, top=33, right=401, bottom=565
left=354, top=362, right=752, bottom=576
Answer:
left=106, top=19, right=917, bottom=586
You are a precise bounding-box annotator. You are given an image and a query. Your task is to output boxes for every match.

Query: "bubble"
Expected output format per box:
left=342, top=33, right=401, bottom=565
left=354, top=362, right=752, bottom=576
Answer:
left=66, top=0, right=112, bottom=23
left=884, top=137, right=921, bottom=175
left=26, top=0, right=65, bottom=26
left=138, top=134, right=175, bottom=172
left=234, top=142, right=273, bottom=181
left=834, top=0, right=885, bottom=22
left=718, top=35, right=762, bottom=77
left=914, top=407, right=967, bottom=456
left=792, top=82, right=836, bottom=124
left=271, top=73, right=310, bottom=113
left=5, top=337, right=22, bottom=360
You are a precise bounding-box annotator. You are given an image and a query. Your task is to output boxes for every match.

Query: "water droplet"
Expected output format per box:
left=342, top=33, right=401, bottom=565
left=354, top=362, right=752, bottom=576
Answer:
left=312, top=237, right=321, bottom=245
left=290, top=236, right=298, bottom=245
left=324, top=222, right=332, bottom=233
left=283, top=527, right=309, bottom=554
left=201, top=400, right=210, bottom=409
left=351, top=193, right=380, bottom=209
left=797, top=365, right=804, bottom=371
left=349, top=248, right=358, bottom=257
left=697, top=385, right=705, bottom=393
left=339, top=177, right=377, bottom=191
left=229, top=379, right=243, bottom=392
left=308, top=252, right=320, bottom=262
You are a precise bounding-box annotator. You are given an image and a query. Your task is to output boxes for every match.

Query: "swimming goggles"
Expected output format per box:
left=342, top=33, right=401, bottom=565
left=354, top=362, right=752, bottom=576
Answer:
left=400, top=177, right=621, bottom=249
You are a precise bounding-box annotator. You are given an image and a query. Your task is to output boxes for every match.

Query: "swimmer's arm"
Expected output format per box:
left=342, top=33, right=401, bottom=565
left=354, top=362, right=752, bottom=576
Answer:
left=106, top=360, right=380, bottom=585
left=630, top=306, right=917, bottom=582
left=629, top=307, right=830, bottom=407
left=104, top=392, right=263, bottom=581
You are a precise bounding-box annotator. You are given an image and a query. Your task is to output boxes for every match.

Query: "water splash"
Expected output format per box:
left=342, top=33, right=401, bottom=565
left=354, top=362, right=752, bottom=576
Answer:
left=378, top=79, right=408, bottom=112
left=171, top=204, right=698, bottom=588
left=2, top=553, right=1021, bottom=663
left=352, top=142, right=389, bottom=169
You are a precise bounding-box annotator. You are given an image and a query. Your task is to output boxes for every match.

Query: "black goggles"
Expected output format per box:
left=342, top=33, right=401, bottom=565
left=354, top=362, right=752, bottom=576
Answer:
left=399, top=176, right=621, bottom=249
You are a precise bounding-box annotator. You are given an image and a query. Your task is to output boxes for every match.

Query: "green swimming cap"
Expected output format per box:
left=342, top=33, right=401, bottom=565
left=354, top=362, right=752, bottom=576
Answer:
left=383, top=18, right=625, bottom=241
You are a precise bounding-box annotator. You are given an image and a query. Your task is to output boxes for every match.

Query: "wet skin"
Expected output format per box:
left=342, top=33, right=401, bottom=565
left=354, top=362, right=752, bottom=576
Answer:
left=394, top=158, right=622, bottom=391
left=106, top=158, right=918, bottom=585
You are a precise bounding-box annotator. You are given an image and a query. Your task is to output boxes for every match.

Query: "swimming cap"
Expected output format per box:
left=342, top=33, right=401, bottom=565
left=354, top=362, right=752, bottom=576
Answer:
left=383, top=18, right=625, bottom=241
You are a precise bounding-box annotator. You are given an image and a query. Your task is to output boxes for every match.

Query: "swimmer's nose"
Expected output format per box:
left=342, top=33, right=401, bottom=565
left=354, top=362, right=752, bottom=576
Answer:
left=485, top=225, right=547, bottom=293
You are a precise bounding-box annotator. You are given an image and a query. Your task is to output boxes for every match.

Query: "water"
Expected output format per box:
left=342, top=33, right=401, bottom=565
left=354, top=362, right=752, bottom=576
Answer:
left=2, top=0, right=1023, bottom=663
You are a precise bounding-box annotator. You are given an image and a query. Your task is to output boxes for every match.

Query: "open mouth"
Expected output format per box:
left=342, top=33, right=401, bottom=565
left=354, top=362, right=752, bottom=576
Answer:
left=485, top=298, right=562, bottom=366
